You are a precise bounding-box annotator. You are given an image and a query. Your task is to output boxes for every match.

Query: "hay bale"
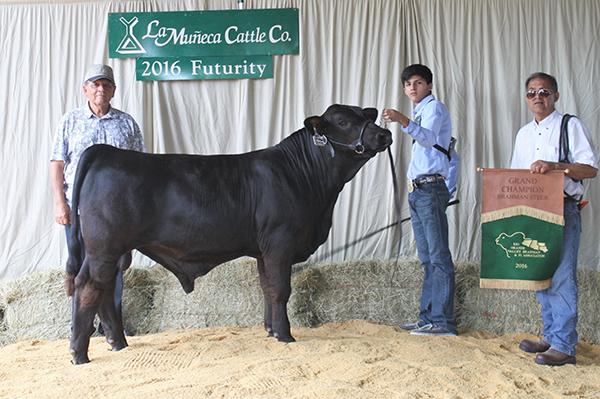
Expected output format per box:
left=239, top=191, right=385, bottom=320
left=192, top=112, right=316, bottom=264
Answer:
left=0, top=269, right=70, bottom=344
left=1, top=259, right=599, bottom=346
left=0, top=292, right=6, bottom=345
left=575, top=268, right=600, bottom=345
left=455, top=263, right=542, bottom=335
left=289, top=259, right=423, bottom=327
left=139, top=258, right=264, bottom=333
left=138, top=258, right=424, bottom=330
left=455, top=263, right=600, bottom=345
left=121, top=267, right=163, bottom=335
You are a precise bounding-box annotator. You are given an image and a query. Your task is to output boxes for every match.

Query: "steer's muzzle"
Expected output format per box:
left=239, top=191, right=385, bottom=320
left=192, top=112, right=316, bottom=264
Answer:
left=371, top=126, right=393, bottom=153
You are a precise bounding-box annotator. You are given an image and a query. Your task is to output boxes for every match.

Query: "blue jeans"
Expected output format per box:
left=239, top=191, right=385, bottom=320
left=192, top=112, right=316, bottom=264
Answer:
left=408, top=180, right=456, bottom=333
left=65, top=225, right=124, bottom=320
left=537, top=201, right=581, bottom=356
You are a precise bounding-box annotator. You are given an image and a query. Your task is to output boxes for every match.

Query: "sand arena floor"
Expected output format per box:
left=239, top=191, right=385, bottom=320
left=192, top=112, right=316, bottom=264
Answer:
left=1, top=320, right=599, bottom=399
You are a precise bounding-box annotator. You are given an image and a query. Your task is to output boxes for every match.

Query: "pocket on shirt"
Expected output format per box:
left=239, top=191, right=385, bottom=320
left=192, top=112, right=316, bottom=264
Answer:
left=541, top=145, right=559, bottom=162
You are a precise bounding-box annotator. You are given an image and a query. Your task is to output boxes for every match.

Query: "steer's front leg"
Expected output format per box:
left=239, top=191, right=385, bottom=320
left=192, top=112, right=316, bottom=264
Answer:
left=257, top=259, right=274, bottom=337
left=262, top=258, right=295, bottom=343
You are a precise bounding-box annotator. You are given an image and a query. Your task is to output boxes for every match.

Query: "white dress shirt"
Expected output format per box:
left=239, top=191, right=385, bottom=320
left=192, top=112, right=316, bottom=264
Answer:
left=511, top=110, right=597, bottom=197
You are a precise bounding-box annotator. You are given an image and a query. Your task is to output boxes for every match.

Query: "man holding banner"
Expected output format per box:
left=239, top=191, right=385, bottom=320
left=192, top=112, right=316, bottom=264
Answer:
left=511, top=72, right=597, bottom=366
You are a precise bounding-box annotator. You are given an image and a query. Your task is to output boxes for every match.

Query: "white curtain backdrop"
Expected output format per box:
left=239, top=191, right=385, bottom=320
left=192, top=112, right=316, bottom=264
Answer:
left=1, top=0, right=599, bottom=280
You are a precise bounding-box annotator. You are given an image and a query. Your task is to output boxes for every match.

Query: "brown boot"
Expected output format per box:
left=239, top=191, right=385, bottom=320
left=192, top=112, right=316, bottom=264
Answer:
left=535, top=349, right=576, bottom=366
left=519, top=339, right=550, bottom=353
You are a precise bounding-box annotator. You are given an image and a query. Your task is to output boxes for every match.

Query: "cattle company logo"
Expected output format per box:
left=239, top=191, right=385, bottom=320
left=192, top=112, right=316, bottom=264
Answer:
left=494, top=232, right=548, bottom=260
left=116, top=17, right=146, bottom=55
left=108, top=8, right=299, bottom=81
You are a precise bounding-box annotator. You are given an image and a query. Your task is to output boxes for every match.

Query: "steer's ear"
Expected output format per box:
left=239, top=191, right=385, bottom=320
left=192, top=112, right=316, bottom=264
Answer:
left=304, top=116, right=322, bottom=132
left=362, top=107, right=378, bottom=122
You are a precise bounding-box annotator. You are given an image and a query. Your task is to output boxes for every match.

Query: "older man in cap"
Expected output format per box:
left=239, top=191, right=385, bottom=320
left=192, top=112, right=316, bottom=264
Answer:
left=50, top=64, right=144, bottom=335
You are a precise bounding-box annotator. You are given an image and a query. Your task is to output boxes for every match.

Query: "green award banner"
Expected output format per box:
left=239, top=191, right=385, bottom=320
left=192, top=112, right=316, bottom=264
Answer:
left=108, top=8, right=299, bottom=58
left=136, top=56, right=273, bottom=81
left=480, top=168, right=564, bottom=290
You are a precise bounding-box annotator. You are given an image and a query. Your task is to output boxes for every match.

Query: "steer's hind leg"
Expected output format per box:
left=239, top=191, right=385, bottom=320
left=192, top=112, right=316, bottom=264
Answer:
left=257, top=259, right=274, bottom=337
left=97, top=278, right=128, bottom=351
left=70, top=260, right=99, bottom=364
left=261, top=256, right=295, bottom=343
left=97, top=251, right=132, bottom=348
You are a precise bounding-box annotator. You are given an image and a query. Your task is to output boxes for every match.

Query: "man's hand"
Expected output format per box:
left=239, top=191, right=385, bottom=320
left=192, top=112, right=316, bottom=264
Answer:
left=50, top=160, right=70, bottom=224
left=530, top=159, right=598, bottom=180
left=54, top=201, right=70, bottom=225
left=529, top=160, right=555, bottom=174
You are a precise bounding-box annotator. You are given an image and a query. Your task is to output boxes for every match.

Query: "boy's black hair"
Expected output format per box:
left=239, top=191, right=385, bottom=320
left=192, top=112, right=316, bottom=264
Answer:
left=401, top=64, right=433, bottom=84
left=525, top=72, right=558, bottom=92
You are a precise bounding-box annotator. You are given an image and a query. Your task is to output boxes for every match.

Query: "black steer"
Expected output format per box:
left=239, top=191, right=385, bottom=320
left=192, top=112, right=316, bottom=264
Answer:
left=66, top=104, right=392, bottom=364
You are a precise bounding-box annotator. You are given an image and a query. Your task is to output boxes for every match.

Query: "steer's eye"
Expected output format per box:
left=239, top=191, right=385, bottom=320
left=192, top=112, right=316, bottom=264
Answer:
left=338, top=119, right=347, bottom=127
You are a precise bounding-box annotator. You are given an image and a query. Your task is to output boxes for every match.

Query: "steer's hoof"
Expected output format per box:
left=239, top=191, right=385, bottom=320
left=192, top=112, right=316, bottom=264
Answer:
left=70, top=350, right=90, bottom=365
left=274, top=333, right=296, bottom=343
left=107, top=338, right=128, bottom=351
left=265, top=327, right=274, bottom=337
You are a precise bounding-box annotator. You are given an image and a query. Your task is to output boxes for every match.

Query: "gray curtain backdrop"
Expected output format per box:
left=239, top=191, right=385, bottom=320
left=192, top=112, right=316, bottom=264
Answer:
left=1, top=0, right=599, bottom=280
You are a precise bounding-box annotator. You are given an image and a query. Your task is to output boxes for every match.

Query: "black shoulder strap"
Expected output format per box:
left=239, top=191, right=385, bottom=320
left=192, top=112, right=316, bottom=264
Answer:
left=559, top=113, right=583, bottom=190
left=412, top=134, right=455, bottom=161
left=412, top=98, right=452, bottom=161
left=433, top=144, right=451, bottom=160
left=559, top=114, right=573, bottom=164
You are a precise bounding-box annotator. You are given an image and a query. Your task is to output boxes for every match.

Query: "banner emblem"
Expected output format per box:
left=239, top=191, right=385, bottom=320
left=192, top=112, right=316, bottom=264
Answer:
left=116, top=17, right=146, bottom=55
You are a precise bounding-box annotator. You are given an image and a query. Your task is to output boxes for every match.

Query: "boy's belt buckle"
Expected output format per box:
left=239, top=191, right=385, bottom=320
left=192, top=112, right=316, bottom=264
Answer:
left=408, top=179, right=414, bottom=193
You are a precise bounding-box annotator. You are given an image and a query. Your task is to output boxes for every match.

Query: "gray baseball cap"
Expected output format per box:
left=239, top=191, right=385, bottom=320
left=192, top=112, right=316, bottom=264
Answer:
left=83, top=64, right=115, bottom=84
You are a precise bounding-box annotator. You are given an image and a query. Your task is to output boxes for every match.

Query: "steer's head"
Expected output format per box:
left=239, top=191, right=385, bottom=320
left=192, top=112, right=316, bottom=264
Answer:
left=304, top=104, right=392, bottom=157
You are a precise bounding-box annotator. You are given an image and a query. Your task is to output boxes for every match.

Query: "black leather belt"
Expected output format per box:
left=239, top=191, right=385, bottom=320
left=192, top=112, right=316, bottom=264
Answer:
left=408, top=174, right=445, bottom=192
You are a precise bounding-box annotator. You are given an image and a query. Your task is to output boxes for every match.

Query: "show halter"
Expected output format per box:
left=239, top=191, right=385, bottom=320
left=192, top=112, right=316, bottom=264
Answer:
left=310, top=120, right=371, bottom=157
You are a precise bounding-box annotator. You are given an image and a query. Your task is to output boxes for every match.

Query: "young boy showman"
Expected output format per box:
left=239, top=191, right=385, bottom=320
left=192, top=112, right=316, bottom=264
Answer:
left=383, top=63, right=457, bottom=336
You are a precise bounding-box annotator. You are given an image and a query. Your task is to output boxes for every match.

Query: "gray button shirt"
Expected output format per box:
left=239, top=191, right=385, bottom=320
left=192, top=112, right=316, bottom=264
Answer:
left=51, top=104, right=144, bottom=203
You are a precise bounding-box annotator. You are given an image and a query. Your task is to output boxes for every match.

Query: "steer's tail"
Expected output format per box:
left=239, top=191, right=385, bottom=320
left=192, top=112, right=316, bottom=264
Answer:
left=65, top=145, right=103, bottom=288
